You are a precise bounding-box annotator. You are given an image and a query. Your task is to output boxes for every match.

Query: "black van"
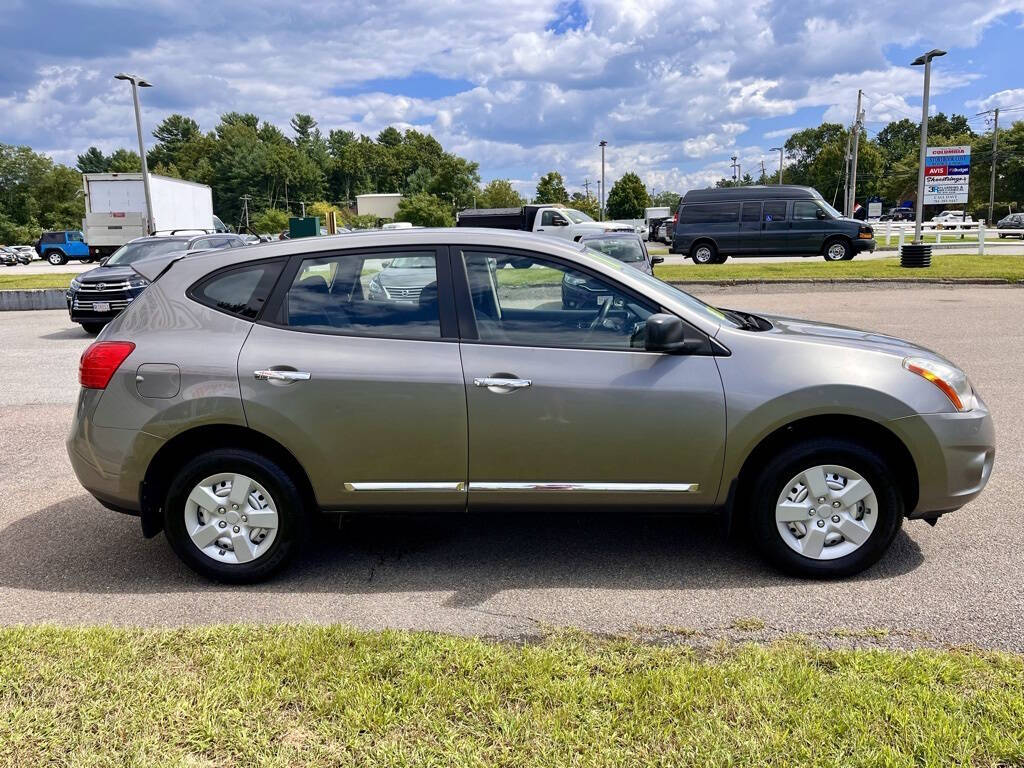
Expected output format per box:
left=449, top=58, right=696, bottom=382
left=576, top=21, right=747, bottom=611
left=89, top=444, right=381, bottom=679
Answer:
left=669, top=185, right=875, bottom=264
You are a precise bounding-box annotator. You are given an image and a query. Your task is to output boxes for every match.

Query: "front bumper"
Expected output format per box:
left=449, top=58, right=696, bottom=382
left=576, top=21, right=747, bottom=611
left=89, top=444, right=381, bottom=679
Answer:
left=66, top=286, right=144, bottom=325
left=853, top=237, right=876, bottom=253
left=890, top=402, right=995, bottom=517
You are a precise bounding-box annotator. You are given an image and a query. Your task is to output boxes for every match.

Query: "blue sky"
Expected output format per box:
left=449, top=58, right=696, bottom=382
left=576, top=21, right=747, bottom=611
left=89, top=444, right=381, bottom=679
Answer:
left=1, top=0, right=1021, bottom=199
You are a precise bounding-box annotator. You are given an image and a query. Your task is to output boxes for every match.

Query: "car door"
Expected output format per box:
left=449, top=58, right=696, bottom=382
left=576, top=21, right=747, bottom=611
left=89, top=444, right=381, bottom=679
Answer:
left=453, top=246, right=726, bottom=510
left=536, top=209, right=571, bottom=239
left=789, top=199, right=829, bottom=253
left=738, top=201, right=762, bottom=255
left=761, top=200, right=790, bottom=254
left=237, top=245, right=468, bottom=511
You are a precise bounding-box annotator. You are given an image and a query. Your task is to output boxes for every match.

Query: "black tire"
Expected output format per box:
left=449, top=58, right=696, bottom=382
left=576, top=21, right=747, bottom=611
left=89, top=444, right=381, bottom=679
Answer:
left=840, top=253, right=856, bottom=261
left=80, top=322, right=105, bottom=335
left=748, top=437, right=903, bottom=579
left=690, top=241, right=718, bottom=265
left=47, top=251, right=67, bottom=266
left=712, top=253, right=729, bottom=264
left=822, top=238, right=851, bottom=261
left=163, top=448, right=308, bottom=583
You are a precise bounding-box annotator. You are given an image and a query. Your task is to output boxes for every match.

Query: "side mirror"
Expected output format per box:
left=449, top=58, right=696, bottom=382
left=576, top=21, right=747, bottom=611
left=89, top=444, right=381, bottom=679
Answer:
left=552, top=218, right=568, bottom=226
left=650, top=254, right=665, bottom=265
left=381, top=260, right=392, bottom=268
left=816, top=208, right=827, bottom=220
left=644, top=313, right=698, bottom=353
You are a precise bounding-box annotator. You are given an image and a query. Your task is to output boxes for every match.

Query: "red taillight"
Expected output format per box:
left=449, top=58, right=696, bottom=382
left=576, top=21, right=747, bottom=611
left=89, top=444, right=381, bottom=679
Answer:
left=672, top=212, right=678, bottom=223
left=80, top=341, right=135, bottom=389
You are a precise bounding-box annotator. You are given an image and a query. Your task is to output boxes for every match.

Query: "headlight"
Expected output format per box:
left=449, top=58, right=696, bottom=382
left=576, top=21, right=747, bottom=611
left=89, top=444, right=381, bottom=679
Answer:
left=903, top=357, right=974, bottom=412
left=563, top=274, right=586, bottom=286
left=127, top=276, right=149, bottom=289
left=368, top=278, right=385, bottom=298
left=70, top=278, right=82, bottom=291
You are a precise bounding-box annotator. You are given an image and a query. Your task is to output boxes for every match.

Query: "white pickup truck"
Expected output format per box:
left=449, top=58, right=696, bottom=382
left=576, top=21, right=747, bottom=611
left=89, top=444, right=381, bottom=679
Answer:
left=456, top=204, right=633, bottom=241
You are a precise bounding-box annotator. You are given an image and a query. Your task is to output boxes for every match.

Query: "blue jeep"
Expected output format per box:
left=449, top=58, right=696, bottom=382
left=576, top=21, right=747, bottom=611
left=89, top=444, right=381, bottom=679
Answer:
left=37, top=230, right=91, bottom=265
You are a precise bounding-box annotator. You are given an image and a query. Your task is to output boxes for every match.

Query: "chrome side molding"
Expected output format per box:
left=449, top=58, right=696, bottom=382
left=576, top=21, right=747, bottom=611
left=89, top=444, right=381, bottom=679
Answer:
left=343, top=481, right=699, bottom=493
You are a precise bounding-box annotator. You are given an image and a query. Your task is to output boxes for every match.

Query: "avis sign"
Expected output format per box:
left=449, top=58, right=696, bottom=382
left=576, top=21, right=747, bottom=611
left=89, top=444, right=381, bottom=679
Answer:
left=924, top=145, right=970, bottom=205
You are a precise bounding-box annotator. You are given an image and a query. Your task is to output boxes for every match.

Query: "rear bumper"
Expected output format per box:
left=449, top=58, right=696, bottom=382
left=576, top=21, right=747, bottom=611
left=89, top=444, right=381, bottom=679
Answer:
left=66, top=389, right=163, bottom=513
left=889, top=403, right=995, bottom=517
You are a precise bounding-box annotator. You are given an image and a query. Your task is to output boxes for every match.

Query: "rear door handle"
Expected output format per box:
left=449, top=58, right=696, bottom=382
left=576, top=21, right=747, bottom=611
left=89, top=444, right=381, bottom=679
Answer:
left=254, top=369, right=311, bottom=382
left=474, top=377, right=532, bottom=390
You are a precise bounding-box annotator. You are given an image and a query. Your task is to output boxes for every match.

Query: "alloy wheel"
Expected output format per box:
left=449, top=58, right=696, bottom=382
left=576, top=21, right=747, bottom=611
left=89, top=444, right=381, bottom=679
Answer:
left=774, top=464, right=877, bottom=561
left=825, top=242, right=847, bottom=261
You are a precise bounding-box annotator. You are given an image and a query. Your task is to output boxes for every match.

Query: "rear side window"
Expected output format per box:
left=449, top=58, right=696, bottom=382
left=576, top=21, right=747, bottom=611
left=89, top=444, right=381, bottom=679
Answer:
left=42, top=232, right=61, bottom=243
left=679, top=203, right=740, bottom=224
left=741, top=202, right=761, bottom=222
left=763, top=201, right=788, bottom=222
left=190, top=261, right=284, bottom=320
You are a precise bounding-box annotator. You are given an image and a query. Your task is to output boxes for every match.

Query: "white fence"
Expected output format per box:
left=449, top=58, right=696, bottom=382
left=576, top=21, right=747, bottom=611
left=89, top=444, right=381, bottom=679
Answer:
left=877, top=221, right=1023, bottom=255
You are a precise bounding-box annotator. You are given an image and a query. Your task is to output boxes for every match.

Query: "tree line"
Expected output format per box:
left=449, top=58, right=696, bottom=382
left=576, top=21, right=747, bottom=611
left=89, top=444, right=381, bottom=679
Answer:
left=2, top=109, right=1020, bottom=244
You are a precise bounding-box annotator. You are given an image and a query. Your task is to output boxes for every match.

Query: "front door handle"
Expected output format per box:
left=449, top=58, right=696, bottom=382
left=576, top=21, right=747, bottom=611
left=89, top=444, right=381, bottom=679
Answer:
left=254, top=369, right=311, bottom=382
left=474, top=377, right=532, bottom=391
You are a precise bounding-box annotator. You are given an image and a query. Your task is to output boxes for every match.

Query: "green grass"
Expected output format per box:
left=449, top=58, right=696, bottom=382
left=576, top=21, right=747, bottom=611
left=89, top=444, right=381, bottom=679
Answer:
left=0, top=273, right=76, bottom=291
left=655, top=253, right=1024, bottom=283
left=2, top=626, right=1022, bottom=767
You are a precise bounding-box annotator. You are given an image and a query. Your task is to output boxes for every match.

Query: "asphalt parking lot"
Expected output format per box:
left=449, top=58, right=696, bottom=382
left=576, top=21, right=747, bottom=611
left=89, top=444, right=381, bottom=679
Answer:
left=1, top=286, right=1022, bottom=648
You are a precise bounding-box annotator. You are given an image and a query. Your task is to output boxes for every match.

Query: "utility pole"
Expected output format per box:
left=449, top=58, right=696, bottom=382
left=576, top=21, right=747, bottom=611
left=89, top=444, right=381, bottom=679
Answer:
left=730, top=155, right=740, bottom=184
left=842, top=129, right=853, bottom=215
left=770, top=146, right=784, bottom=184
left=976, top=107, right=1000, bottom=224
left=759, top=160, right=766, bottom=182
left=599, top=140, right=608, bottom=220
left=240, top=195, right=252, bottom=231
left=582, top=178, right=591, bottom=196
left=848, top=89, right=864, bottom=217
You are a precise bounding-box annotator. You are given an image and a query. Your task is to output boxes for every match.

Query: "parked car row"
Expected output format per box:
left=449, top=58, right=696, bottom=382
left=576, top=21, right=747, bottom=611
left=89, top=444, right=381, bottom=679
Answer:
left=1, top=246, right=34, bottom=266
left=68, top=227, right=993, bottom=584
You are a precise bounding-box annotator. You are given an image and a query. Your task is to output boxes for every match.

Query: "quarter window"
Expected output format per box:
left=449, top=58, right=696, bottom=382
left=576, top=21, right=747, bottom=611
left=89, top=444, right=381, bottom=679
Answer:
left=284, top=251, right=441, bottom=339
left=191, top=261, right=284, bottom=320
left=763, top=201, right=788, bottom=222
left=461, top=250, right=656, bottom=350
left=679, top=203, right=740, bottom=224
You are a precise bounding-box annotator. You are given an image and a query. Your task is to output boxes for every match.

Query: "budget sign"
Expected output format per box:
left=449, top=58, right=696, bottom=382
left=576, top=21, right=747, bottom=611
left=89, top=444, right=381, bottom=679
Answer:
left=924, top=146, right=970, bottom=204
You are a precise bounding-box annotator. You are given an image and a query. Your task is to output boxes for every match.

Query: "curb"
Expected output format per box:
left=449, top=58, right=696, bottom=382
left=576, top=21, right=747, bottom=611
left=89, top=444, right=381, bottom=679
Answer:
left=0, top=289, right=67, bottom=311
left=667, top=278, right=1017, bottom=291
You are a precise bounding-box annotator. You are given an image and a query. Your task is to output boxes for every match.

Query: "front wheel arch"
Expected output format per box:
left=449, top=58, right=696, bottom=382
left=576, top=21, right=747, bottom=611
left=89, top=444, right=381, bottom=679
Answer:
left=730, top=414, right=919, bottom=527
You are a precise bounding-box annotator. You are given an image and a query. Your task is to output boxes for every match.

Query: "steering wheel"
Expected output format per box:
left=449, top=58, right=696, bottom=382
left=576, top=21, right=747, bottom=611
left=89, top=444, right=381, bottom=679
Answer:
left=586, top=296, right=615, bottom=337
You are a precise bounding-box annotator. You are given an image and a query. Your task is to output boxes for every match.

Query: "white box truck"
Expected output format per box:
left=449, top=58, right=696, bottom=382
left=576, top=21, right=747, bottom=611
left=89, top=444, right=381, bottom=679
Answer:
left=82, top=173, right=217, bottom=260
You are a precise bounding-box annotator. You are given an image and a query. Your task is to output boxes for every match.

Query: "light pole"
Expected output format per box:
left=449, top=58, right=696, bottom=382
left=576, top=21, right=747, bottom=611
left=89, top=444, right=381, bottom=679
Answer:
left=911, top=49, right=945, bottom=245
left=599, top=140, right=607, bottom=220
left=114, top=73, right=155, bottom=235
left=769, top=146, right=784, bottom=185
left=730, top=155, right=740, bottom=184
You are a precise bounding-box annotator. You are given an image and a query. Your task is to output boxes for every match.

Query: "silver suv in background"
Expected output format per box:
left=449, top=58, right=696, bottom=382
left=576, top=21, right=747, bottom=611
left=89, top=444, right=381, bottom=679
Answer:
left=68, top=229, right=993, bottom=583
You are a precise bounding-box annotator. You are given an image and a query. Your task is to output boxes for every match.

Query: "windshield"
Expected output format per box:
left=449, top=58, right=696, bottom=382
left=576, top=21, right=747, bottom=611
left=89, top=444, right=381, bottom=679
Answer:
left=561, top=208, right=594, bottom=223
left=578, top=245, right=742, bottom=328
left=386, top=256, right=434, bottom=269
left=584, top=239, right=645, bottom=263
left=105, top=239, right=190, bottom=266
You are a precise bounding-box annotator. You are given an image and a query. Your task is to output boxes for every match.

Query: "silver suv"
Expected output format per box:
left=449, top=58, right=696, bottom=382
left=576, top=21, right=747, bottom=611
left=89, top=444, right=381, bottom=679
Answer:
left=68, top=229, right=994, bottom=583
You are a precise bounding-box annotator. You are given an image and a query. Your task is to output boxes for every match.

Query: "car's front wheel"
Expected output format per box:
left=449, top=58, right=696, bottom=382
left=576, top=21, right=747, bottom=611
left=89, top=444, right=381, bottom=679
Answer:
left=80, top=322, right=105, bottom=335
left=749, top=438, right=903, bottom=578
left=823, top=238, right=851, bottom=261
left=163, top=449, right=307, bottom=583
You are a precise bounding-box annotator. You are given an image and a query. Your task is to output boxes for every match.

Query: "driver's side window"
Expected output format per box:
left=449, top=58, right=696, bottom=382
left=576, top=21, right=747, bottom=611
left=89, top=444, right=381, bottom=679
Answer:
left=541, top=210, right=566, bottom=226
left=461, top=250, right=656, bottom=349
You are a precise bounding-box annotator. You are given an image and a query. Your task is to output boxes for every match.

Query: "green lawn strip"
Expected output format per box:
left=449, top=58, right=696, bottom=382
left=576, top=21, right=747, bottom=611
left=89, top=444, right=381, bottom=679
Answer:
left=656, top=254, right=1024, bottom=283
left=1, top=626, right=1022, bottom=766
left=0, top=273, right=76, bottom=291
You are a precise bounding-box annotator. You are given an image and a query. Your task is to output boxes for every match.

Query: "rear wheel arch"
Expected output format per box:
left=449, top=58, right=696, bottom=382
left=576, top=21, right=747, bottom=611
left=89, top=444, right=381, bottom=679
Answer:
left=730, top=414, right=919, bottom=522
left=140, top=424, right=318, bottom=537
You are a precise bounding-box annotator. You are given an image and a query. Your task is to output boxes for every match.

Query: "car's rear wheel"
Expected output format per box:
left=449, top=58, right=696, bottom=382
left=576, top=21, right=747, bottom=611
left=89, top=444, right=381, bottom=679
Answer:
left=691, top=242, right=718, bottom=265
left=163, top=449, right=307, bottom=583
left=47, top=251, right=67, bottom=266
left=823, top=238, right=851, bottom=261
left=749, top=438, right=903, bottom=578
